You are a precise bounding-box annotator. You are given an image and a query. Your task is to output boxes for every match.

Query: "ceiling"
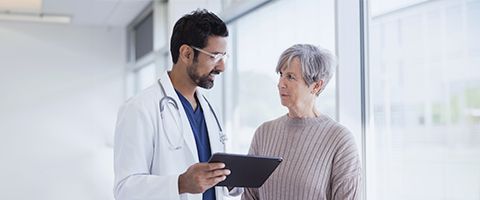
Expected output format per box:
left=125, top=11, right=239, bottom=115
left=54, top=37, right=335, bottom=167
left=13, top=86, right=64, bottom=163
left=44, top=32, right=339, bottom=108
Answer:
left=0, top=0, right=152, bottom=27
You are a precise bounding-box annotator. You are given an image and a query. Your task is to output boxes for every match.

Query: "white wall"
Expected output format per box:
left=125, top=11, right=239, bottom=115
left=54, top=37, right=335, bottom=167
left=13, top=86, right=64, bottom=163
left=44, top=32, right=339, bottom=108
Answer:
left=0, top=22, right=124, bottom=200
left=167, top=0, right=222, bottom=33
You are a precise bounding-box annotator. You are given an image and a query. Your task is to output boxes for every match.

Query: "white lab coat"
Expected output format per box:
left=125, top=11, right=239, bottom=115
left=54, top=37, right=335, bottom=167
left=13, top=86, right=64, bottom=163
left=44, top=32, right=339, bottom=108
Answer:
left=114, top=71, right=241, bottom=200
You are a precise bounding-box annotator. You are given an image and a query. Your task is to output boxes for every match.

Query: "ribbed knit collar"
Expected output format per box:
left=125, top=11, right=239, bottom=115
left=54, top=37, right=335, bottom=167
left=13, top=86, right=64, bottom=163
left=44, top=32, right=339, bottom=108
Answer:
left=282, top=113, right=329, bottom=126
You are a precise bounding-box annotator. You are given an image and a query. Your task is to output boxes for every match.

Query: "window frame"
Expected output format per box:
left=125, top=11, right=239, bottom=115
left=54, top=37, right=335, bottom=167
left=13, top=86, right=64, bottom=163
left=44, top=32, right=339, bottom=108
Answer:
left=126, top=2, right=155, bottom=95
left=335, top=0, right=368, bottom=199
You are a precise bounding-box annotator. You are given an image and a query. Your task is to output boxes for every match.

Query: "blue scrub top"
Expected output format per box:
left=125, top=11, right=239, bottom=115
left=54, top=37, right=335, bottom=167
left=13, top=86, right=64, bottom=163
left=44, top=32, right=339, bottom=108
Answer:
left=176, top=90, right=215, bottom=200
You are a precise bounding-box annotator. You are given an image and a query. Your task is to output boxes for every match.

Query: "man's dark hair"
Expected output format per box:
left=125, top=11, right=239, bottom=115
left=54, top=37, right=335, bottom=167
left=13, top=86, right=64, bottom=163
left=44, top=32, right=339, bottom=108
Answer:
left=170, top=9, right=228, bottom=64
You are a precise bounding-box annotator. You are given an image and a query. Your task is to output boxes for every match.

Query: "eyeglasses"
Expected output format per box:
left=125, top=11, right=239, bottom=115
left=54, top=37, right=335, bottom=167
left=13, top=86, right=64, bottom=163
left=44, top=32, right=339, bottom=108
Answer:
left=190, top=46, right=228, bottom=63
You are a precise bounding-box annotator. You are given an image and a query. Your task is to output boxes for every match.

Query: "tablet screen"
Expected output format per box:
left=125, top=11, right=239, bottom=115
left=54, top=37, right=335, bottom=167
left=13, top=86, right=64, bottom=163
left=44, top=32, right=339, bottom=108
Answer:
left=208, top=153, right=283, bottom=188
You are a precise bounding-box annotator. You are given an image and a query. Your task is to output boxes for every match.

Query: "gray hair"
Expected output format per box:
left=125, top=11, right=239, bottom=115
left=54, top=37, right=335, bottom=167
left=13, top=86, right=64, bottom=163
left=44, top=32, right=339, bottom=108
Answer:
left=275, top=44, right=336, bottom=95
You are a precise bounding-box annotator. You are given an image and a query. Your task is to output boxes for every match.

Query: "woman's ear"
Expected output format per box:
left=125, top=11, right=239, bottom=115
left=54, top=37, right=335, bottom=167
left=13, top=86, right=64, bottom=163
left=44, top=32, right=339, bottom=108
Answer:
left=178, top=44, right=193, bottom=64
left=312, top=80, right=324, bottom=95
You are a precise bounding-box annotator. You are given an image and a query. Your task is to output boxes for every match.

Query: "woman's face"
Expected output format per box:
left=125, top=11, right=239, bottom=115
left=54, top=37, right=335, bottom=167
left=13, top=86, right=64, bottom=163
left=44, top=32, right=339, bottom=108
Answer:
left=277, top=57, right=317, bottom=110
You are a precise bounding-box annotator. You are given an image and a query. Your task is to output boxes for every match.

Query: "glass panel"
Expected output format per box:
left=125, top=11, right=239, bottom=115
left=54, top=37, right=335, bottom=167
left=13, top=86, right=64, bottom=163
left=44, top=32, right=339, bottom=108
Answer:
left=368, top=0, right=480, bottom=199
left=135, top=63, right=156, bottom=93
left=126, top=72, right=135, bottom=99
left=134, top=12, right=154, bottom=60
left=226, top=0, right=336, bottom=154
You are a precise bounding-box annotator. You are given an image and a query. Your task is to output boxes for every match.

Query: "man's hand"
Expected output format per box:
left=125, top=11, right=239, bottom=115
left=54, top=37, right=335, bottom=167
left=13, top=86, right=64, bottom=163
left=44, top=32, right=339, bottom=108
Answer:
left=178, top=163, right=231, bottom=194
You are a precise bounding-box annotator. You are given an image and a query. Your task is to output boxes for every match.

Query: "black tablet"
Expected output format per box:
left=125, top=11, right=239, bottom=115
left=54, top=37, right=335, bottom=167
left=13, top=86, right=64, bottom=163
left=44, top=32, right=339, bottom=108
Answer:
left=208, top=153, right=283, bottom=188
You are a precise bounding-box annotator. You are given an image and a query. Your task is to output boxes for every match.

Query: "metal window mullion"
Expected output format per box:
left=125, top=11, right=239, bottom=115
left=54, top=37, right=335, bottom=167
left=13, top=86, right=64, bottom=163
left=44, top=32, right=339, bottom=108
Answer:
left=336, top=0, right=368, bottom=199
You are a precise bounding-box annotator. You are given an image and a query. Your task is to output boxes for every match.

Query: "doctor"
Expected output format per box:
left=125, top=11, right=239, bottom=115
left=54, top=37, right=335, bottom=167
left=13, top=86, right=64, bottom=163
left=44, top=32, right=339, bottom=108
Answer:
left=114, top=9, right=241, bottom=200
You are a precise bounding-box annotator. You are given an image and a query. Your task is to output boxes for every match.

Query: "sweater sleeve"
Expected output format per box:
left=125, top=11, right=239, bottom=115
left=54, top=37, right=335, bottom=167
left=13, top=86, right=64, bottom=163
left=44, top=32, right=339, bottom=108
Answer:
left=241, top=187, right=260, bottom=200
left=333, top=173, right=362, bottom=200
left=331, top=128, right=362, bottom=200
left=241, top=125, right=263, bottom=200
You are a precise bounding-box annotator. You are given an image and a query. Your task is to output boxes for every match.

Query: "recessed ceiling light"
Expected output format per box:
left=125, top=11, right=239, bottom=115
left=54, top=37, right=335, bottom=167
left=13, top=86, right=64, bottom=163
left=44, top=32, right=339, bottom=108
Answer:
left=0, top=11, right=71, bottom=24
left=0, top=0, right=70, bottom=24
left=0, top=0, right=42, bottom=13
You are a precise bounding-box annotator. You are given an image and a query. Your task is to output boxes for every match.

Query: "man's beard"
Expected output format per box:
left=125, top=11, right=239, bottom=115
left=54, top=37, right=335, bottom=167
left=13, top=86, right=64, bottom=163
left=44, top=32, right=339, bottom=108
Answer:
left=187, top=62, right=220, bottom=89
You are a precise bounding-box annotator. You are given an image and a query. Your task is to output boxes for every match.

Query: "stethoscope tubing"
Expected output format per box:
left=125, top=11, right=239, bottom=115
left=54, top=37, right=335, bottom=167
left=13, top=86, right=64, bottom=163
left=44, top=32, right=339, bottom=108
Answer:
left=157, top=79, right=226, bottom=151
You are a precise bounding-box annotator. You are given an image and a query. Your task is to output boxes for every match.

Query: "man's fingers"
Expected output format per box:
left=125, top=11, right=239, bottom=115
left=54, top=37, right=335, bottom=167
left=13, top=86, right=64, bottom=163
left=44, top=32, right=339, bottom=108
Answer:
left=192, top=162, right=225, bottom=171
left=207, top=169, right=231, bottom=178
left=191, top=163, right=224, bottom=171
left=207, top=162, right=225, bottom=171
left=181, top=162, right=230, bottom=194
left=209, top=175, right=227, bottom=185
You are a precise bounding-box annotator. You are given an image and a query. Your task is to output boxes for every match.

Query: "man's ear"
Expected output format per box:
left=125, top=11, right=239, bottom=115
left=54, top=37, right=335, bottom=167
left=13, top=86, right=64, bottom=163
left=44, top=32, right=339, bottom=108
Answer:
left=178, top=44, right=193, bottom=64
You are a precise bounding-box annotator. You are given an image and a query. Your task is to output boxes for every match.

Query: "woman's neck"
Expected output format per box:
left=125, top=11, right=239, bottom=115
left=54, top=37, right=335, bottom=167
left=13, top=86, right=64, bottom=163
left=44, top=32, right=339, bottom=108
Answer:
left=287, top=105, right=319, bottom=118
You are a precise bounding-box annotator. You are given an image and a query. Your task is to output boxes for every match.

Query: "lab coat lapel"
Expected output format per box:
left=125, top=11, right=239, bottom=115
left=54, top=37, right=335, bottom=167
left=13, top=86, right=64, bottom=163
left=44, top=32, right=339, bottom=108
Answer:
left=196, top=91, right=224, bottom=154
left=159, top=71, right=199, bottom=162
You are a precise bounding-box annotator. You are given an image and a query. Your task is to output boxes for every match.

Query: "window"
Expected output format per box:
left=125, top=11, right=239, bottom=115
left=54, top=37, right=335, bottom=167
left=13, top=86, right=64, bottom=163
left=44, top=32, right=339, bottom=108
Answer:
left=367, top=0, right=480, bottom=199
left=224, top=0, right=336, bottom=154
left=126, top=3, right=156, bottom=98
left=134, top=12, right=154, bottom=61
left=135, top=63, right=156, bottom=92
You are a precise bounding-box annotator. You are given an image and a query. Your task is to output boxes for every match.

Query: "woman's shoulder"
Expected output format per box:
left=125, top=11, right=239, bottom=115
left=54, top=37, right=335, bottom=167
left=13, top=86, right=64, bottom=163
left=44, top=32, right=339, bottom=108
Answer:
left=257, top=115, right=288, bottom=131
left=249, top=115, right=288, bottom=151
left=316, top=115, right=351, bottom=134
left=320, top=118, right=358, bottom=152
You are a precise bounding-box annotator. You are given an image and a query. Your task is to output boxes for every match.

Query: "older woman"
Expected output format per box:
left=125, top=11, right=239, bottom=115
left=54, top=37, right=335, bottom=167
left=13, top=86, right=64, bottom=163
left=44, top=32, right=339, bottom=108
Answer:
left=241, top=44, right=361, bottom=200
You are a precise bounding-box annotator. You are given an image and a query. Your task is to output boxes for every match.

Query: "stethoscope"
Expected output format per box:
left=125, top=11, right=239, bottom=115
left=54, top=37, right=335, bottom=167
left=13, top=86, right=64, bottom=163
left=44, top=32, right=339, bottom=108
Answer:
left=158, top=79, right=227, bottom=151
